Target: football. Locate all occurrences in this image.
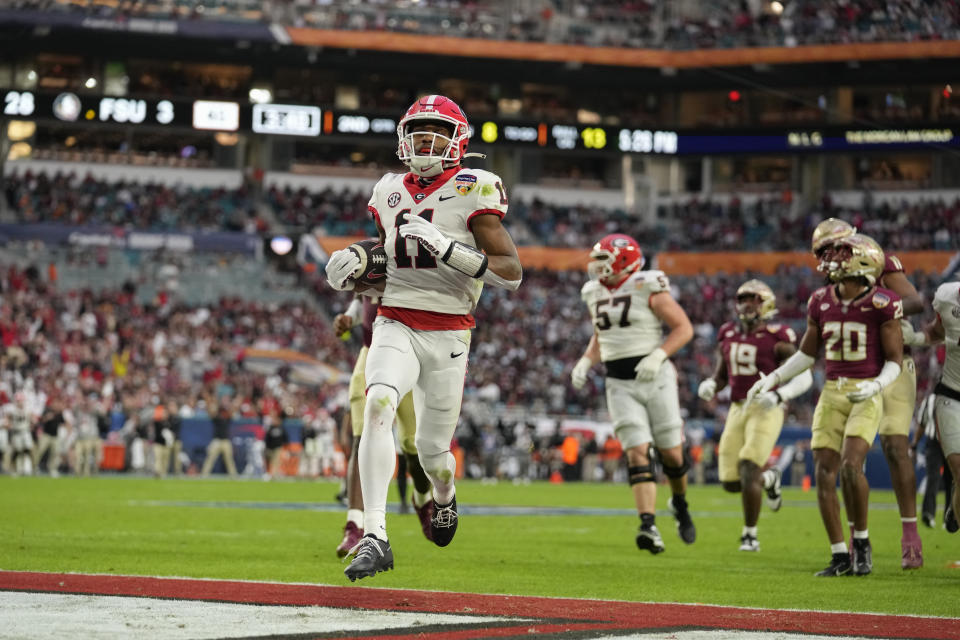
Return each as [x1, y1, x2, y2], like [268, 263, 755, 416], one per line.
[346, 238, 387, 286]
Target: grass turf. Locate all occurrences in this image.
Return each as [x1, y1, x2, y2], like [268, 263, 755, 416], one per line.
[1, 475, 958, 617]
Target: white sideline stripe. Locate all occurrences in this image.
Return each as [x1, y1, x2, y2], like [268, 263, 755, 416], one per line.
[0, 592, 525, 640]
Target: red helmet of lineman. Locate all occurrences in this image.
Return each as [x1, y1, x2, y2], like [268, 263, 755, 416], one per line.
[588, 233, 645, 285]
[396, 95, 471, 178]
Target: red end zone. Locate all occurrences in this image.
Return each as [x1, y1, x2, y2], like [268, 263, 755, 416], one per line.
[1, 570, 957, 639]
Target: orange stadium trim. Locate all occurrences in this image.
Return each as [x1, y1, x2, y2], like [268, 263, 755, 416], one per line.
[285, 29, 960, 69]
[316, 239, 953, 276]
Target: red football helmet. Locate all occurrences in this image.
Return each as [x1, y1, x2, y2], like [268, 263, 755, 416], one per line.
[396, 95, 470, 178]
[588, 234, 645, 284]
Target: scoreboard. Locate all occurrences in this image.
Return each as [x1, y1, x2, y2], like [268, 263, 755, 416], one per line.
[4, 89, 958, 155]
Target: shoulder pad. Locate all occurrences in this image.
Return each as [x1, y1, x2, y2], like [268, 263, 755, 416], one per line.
[636, 270, 669, 292]
[884, 254, 905, 274]
[935, 282, 960, 305]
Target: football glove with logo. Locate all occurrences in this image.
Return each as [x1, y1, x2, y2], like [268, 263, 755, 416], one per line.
[398, 213, 452, 257]
[325, 249, 360, 291]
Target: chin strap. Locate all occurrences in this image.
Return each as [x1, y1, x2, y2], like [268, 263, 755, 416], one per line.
[463, 152, 486, 159]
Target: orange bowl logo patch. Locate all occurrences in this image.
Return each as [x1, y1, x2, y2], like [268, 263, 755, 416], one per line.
[872, 292, 890, 308]
[455, 174, 477, 195]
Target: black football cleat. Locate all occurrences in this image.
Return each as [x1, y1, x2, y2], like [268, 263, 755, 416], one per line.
[851, 538, 872, 576]
[343, 535, 393, 582]
[815, 552, 852, 577]
[636, 524, 665, 554]
[669, 496, 696, 544]
[430, 497, 458, 547]
[946, 504, 959, 533]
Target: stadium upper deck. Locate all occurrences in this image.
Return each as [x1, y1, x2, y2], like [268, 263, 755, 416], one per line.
[9, 0, 960, 50]
[3, 0, 960, 217]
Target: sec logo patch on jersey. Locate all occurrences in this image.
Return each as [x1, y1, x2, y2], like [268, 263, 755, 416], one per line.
[387, 192, 402, 207]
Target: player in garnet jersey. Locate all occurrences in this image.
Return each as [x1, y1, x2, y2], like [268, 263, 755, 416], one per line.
[811, 218, 925, 568]
[698, 279, 812, 552]
[571, 234, 695, 554]
[325, 95, 522, 581]
[749, 234, 904, 577]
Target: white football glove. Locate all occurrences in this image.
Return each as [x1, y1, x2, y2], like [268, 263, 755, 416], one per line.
[571, 357, 592, 390]
[398, 213, 452, 257]
[634, 348, 667, 382]
[746, 371, 779, 405]
[753, 391, 781, 410]
[847, 379, 882, 403]
[697, 378, 717, 401]
[900, 320, 927, 347]
[324, 249, 360, 291]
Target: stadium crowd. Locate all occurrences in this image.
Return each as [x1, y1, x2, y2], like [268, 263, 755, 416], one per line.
[9, 170, 955, 253]
[0, 243, 946, 481]
[15, 0, 960, 49]
[4, 171, 266, 233]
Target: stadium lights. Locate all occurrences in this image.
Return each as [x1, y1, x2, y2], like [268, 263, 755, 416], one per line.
[249, 87, 273, 104]
[84, 77, 97, 89]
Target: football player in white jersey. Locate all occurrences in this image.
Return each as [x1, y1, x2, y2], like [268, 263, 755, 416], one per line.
[570, 234, 695, 554]
[326, 95, 522, 581]
[902, 280, 960, 533]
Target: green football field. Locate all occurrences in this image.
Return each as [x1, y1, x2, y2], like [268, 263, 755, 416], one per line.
[1, 475, 957, 617]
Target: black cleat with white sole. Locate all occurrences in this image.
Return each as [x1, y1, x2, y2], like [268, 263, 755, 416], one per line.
[343, 535, 394, 582]
[636, 524, 665, 554]
[815, 552, 852, 577]
[946, 504, 959, 533]
[430, 497, 459, 547]
[765, 467, 783, 512]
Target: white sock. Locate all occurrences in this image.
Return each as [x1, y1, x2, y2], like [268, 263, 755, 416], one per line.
[411, 489, 431, 508]
[358, 390, 399, 542]
[742, 525, 758, 537]
[830, 542, 848, 554]
[433, 484, 456, 506]
[347, 509, 363, 528]
[853, 529, 869, 539]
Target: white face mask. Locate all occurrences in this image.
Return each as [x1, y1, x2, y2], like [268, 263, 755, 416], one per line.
[397, 119, 462, 177]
